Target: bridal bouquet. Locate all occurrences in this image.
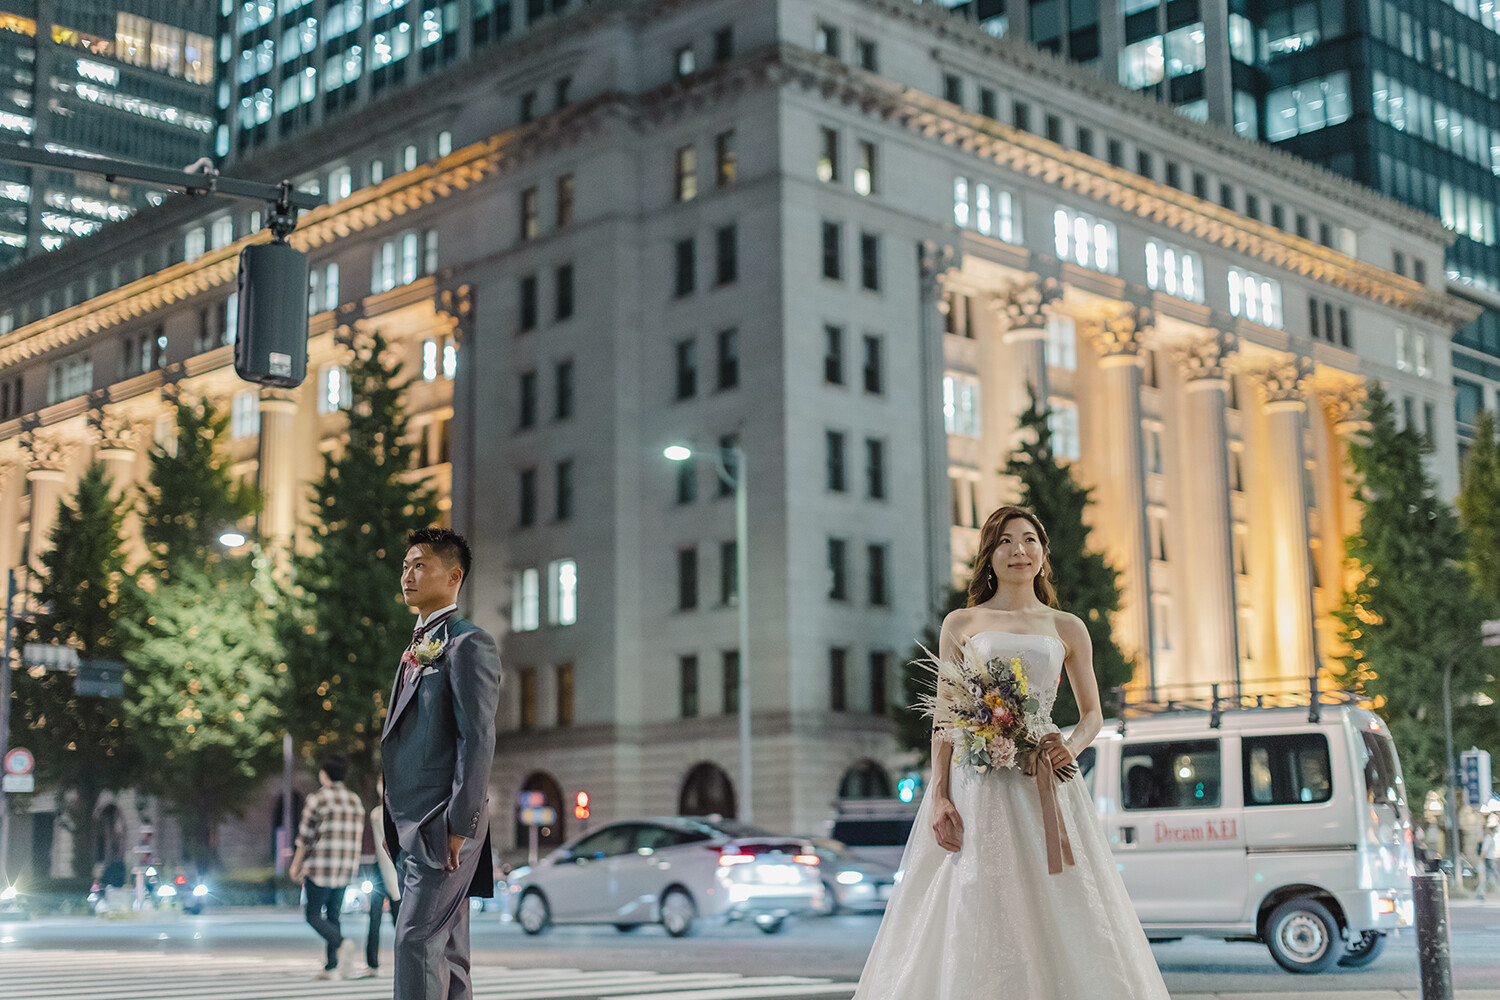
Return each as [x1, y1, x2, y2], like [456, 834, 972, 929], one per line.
[920, 637, 1078, 781]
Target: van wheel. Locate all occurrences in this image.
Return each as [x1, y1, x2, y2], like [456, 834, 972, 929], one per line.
[517, 890, 551, 935]
[1338, 930, 1386, 968]
[1265, 898, 1341, 974]
[660, 888, 696, 938]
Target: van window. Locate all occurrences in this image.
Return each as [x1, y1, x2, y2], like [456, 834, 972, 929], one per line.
[829, 816, 915, 847]
[1360, 730, 1406, 811]
[1075, 746, 1097, 796]
[1120, 739, 1221, 810]
[1242, 733, 1332, 805]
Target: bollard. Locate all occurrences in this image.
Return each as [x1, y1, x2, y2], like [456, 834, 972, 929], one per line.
[1413, 872, 1453, 1000]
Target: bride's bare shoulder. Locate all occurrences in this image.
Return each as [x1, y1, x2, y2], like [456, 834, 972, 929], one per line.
[1050, 609, 1090, 646]
[940, 607, 976, 634]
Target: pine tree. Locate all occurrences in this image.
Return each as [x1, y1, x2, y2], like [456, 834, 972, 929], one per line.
[1334, 382, 1496, 800]
[283, 328, 438, 785]
[1457, 409, 1500, 611]
[892, 587, 968, 763]
[121, 564, 284, 867]
[13, 462, 141, 877]
[1005, 385, 1134, 725]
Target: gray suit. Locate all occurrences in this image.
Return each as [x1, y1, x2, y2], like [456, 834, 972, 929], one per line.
[381, 615, 502, 1000]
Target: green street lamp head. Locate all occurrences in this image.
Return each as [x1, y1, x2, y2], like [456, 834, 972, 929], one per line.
[663, 444, 693, 462]
[218, 530, 247, 548]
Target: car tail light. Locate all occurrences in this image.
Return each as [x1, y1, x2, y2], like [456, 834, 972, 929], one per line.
[718, 853, 754, 866]
[1375, 897, 1396, 915]
[174, 876, 187, 885]
[794, 855, 819, 866]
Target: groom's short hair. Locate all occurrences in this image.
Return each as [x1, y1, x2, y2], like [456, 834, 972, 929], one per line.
[408, 527, 472, 582]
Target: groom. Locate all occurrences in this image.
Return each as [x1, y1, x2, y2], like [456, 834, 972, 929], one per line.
[381, 528, 502, 1000]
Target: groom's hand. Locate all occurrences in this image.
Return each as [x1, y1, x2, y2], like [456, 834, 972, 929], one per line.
[932, 797, 964, 852]
[445, 834, 466, 871]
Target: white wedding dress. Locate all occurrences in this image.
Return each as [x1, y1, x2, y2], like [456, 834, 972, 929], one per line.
[852, 631, 1169, 1000]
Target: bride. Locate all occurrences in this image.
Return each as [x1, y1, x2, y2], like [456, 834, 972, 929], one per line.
[852, 505, 1169, 1000]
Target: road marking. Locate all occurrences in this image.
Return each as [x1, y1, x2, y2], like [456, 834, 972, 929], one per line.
[0, 950, 858, 1000]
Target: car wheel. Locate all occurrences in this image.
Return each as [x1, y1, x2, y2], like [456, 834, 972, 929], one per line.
[614, 923, 641, 933]
[517, 890, 551, 936]
[755, 915, 785, 934]
[817, 882, 840, 917]
[1264, 898, 1341, 974]
[660, 888, 696, 938]
[1337, 930, 1386, 968]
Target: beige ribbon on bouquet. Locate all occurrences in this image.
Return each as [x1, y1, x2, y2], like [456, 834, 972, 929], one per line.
[1022, 732, 1076, 875]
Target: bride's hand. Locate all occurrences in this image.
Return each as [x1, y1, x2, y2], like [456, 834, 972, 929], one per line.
[931, 797, 964, 852]
[1044, 738, 1075, 771]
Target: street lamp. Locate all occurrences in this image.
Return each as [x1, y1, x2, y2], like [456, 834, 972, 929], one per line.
[664, 441, 752, 822]
[217, 530, 248, 548]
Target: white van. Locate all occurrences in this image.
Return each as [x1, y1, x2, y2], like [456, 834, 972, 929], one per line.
[1075, 700, 1416, 973]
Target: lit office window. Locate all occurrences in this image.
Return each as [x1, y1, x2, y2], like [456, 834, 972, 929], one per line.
[953, 176, 969, 228]
[547, 559, 578, 625]
[1047, 400, 1080, 460]
[1227, 269, 1283, 328]
[230, 390, 260, 439]
[511, 568, 540, 632]
[942, 373, 982, 437]
[1119, 36, 1164, 89]
[1265, 72, 1351, 142]
[1052, 206, 1117, 273]
[318, 364, 350, 413]
[1045, 314, 1077, 370]
[1145, 241, 1204, 302]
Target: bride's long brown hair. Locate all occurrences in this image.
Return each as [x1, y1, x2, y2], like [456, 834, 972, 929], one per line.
[966, 505, 1059, 609]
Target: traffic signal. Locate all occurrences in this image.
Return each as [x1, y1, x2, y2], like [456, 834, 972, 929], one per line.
[897, 775, 920, 804]
[573, 791, 590, 820]
[234, 239, 309, 388]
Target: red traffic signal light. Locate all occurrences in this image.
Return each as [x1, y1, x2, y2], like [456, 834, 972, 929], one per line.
[573, 791, 590, 820]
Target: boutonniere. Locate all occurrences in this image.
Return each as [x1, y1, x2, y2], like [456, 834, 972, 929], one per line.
[411, 631, 448, 666]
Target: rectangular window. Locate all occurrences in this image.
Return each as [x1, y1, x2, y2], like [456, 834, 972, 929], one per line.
[863, 334, 883, 393]
[818, 127, 840, 183]
[1244, 192, 1260, 220]
[825, 325, 845, 384]
[230, 390, 260, 440]
[1046, 315, 1077, 371]
[1149, 510, 1167, 561]
[1048, 401, 1080, 460]
[677, 546, 699, 610]
[1243, 734, 1332, 806]
[943, 72, 962, 107]
[715, 225, 738, 285]
[519, 667, 538, 729]
[717, 433, 739, 496]
[829, 647, 848, 712]
[866, 438, 886, 499]
[1053, 206, 1118, 273]
[554, 75, 571, 109]
[518, 369, 537, 428]
[1146, 425, 1165, 474]
[556, 663, 575, 725]
[1121, 739, 1222, 809]
[1143, 241, 1203, 302]
[942, 373, 982, 437]
[854, 140, 876, 196]
[719, 539, 738, 605]
[1227, 268, 1284, 328]
[1106, 137, 1123, 166]
[674, 238, 696, 296]
[675, 45, 695, 76]
[859, 232, 881, 291]
[979, 86, 997, 119]
[868, 650, 889, 715]
[555, 173, 574, 227]
[520, 274, 538, 331]
[676, 458, 697, 504]
[867, 543, 888, 606]
[714, 27, 734, 63]
[679, 655, 699, 717]
[1338, 308, 1351, 348]
[716, 328, 739, 390]
[520, 186, 539, 239]
[554, 459, 573, 521]
[816, 22, 840, 58]
[1046, 114, 1063, 144]
[555, 263, 574, 320]
[518, 467, 537, 526]
[715, 130, 737, 187]
[822, 221, 842, 280]
[1136, 150, 1153, 179]
[857, 37, 878, 71]
[827, 537, 848, 600]
[317, 364, 349, 413]
[511, 568, 541, 632]
[547, 558, 578, 625]
[674, 339, 696, 399]
[721, 651, 740, 714]
[826, 430, 847, 492]
[674, 145, 697, 202]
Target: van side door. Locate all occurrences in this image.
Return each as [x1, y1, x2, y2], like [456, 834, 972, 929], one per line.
[1110, 736, 1248, 924]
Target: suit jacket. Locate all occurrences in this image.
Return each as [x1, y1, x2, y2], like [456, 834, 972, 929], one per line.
[380, 615, 502, 897]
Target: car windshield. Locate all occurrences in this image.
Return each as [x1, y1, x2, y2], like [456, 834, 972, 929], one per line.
[684, 818, 777, 839]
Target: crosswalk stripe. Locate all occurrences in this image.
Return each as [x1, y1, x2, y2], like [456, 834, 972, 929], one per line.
[0, 951, 858, 1000]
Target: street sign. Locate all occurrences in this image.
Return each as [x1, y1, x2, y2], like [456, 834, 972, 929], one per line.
[1461, 748, 1492, 809]
[516, 790, 544, 809]
[519, 806, 556, 827]
[1483, 620, 1500, 647]
[1, 775, 33, 794]
[23, 644, 79, 671]
[2, 747, 33, 776]
[75, 660, 124, 698]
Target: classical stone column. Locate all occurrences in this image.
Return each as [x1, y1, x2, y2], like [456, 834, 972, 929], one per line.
[919, 241, 957, 605]
[22, 432, 70, 568]
[437, 285, 474, 544]
[989, 274, 1061, 404]
[1174, 332, 1240, 690]
[1086, 306, 1155, 687]
[92, 412, 140, 495]
[1320, 381, 1368, 569]
[1256, 357, 1318, 681]
[257, 388, 300, 550]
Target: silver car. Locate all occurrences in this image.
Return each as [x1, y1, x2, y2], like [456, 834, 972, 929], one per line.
[807, 838, 897, 915]
[506, 817, 825, 936]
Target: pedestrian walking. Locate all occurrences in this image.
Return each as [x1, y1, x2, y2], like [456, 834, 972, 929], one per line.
[288, 753, 366, 979]
[382, 528, 502, 1000]
[354, 776, 402, 979]
[1480, 819, 1500, 902]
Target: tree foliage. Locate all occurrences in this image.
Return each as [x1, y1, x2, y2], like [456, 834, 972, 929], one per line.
[283, 329, 437, 786]
[13, 462, 140, 876]
[1457, 409, 1500, 611]
[1334, 382, 1497, 801]
[893, 587, 967, 764]
[1005, 386, 1135, 725]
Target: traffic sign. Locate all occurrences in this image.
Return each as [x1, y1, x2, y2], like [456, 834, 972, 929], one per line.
[1483, 620, 1500, 648]
[519, 806, 556, 827]
[3, 747, 33, 776]
[23, 644, 79, 671]
[1461, 748, 1492, 809]
[75, 660, 124, 698]
[517, 790, 544, 809]
[1, 775, 33, 794]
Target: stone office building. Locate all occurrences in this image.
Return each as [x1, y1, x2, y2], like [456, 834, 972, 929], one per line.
[0, 0, 1475, 870]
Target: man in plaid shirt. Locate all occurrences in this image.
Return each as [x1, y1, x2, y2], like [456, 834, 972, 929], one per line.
[289, 753, 366, 979]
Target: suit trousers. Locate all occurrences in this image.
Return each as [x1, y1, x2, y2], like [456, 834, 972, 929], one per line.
[366, 870, 400, 970]
[393, 838, 484, 1000]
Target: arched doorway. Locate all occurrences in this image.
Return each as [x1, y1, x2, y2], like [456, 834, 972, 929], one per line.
[94, 803, 126, 884]
[514, 771, 566, 852]
[270, 791, 306, 870]
[678, 761, 736, 819]
[838, 758, 894, 799]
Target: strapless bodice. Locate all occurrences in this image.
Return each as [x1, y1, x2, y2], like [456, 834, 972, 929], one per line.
[966, 630, 1067, 728]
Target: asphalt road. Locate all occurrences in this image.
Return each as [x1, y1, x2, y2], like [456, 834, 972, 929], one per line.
[1, 900, 1497, 994]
